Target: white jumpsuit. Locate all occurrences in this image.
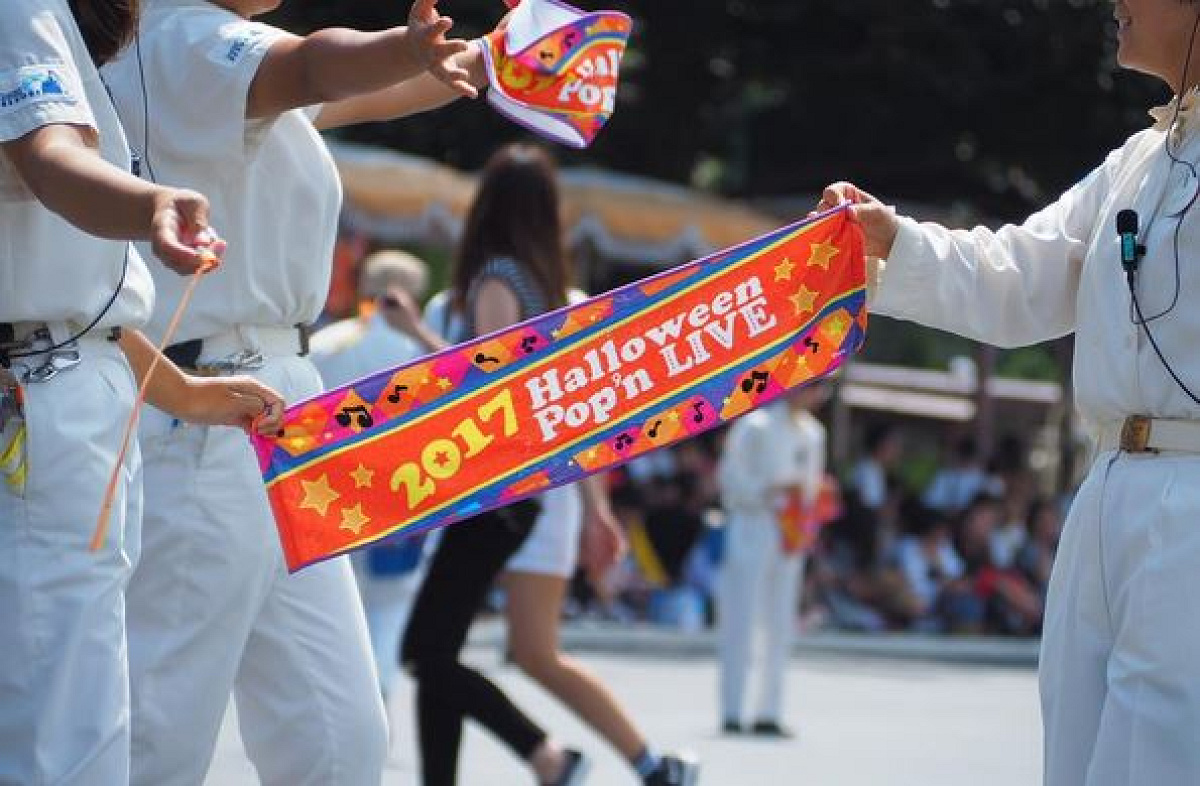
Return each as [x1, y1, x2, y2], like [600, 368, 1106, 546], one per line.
[103, 2, 386, 784]
[0, 1, 156, 782]
[716, 402, 825, 727]
[874, 93, 1200, 785]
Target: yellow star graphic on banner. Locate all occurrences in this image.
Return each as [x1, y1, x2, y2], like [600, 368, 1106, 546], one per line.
[299, 474, 340, 517]
[339, 503, 370, 535]
[349, 464, 374, 489]
[436, 377, 452, 390]
[774, 257, 796, 282]
[825, 312, 851, 340]
[807, 241, 840, 270]
[790, 286, 819, 316]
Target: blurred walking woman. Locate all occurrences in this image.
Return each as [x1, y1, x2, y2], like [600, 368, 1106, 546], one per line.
[398, 144, 697, 786]
[0, 1, 278, 782]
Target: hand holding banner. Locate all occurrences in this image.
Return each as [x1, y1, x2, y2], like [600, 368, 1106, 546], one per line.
[255, 207, 867, 572]
[482, 0, 632, 147]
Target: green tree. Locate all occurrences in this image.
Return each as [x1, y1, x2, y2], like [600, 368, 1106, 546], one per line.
[268, 0, 1162, 218]
[266, 0, 1164, 377]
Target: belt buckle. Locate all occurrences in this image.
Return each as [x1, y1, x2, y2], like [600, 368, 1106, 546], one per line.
[1119, 415, 1154, 453]
[22, 348, 81, 384]
[195, 349, 264, 376]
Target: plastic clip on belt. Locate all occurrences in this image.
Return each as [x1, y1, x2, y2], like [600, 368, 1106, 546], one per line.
[0, 374, 24, 495]
[0, 322, 121, 384]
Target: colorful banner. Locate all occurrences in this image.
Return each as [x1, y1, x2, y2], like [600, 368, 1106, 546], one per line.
[778, 475, 843, 556]
[254, 207, 867, 572]
[482, 0, 632, 148]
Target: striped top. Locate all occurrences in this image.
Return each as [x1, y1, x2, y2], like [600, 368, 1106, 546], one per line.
[463, 256, 549, 340]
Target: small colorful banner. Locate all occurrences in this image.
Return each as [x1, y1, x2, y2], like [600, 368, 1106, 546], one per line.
[778, 475, 843, 556]
[254, 207, 867, 572]
[482, 0, 632, 148]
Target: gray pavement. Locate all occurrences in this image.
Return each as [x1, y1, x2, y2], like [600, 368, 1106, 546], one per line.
[205, 628, 1041, 786]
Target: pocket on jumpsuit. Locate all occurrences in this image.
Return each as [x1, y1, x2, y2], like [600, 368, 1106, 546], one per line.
[0, 385, 28, 498]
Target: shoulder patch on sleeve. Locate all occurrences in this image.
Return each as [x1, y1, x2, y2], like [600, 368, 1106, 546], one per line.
[0, 64, 76, 115]
[207, 24, 271, 67]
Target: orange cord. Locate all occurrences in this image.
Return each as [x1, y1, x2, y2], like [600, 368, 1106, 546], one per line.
[90, 253, 217, 552]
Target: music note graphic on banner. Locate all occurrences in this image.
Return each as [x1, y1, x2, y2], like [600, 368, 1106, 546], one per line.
[387, 385, 408, 404]
[255, 206, 868, 574]
[335, 405, 374, 429]
[741, 370, 769, 395]
[804, 336, 820, 354]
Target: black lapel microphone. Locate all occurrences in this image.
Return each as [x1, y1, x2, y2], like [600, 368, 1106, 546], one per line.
[1116, 209, 1145, 282]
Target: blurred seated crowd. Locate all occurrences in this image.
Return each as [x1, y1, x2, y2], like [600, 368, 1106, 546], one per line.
[572, 425, 1066, 639]
[317, 246, 1066, 641]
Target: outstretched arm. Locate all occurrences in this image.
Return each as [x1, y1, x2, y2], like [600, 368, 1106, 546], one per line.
[2, 124, 216, 274]
[247, 0, 473, 121]
[315, 41, 488, 129]
[817, 173, 1096, 347]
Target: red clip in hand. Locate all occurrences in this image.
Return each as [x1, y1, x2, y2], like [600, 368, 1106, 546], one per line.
[193, 227, 225, 273]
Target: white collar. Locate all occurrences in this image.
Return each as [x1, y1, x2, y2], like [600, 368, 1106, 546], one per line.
[1149, 86, 1200, 134]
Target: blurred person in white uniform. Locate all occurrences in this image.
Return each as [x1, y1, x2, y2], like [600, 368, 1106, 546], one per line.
[309, 248, 433, 702]
[716, 381, 828, 737]
[820, 1, 1200, 781]
[101, 1, 494, 783]
[0, 2, 283, 782]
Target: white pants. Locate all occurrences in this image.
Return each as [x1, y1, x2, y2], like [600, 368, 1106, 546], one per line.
[1041, 450, 1200, 785]
[717, 511, 804, 725]
[350, 544, 429, 700]
[0, 339, 140, 785]
[128, 355, 387, 786]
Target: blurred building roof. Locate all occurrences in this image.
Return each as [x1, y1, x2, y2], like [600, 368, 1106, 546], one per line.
[332, 142, 779, 265]
[840, 361, 1062, 422]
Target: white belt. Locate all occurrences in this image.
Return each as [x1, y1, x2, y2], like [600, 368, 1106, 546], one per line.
[1, 321, 124, 384]
[6, 320, 113, 346]
[196, 325, 305, 363]
[1097, 416, 1200, 454]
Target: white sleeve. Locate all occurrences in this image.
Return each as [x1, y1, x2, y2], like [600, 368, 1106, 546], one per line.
[717, 415, 778, 511]
[922, 472, 951, 511]
[873, 145, 1124, 348]
[140, 12, 283, 162]
[0, 5, 95, 142]
[896, 540, 928, 594]
[801, 422, 826, 507]
[852, 462, 887, 509]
